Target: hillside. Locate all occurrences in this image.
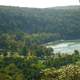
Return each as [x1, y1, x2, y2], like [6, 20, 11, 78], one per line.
[0, 5, 80, 40]
[0, 5, 80, 80]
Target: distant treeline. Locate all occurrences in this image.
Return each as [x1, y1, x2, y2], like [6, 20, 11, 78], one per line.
[0, 6, 80, 42]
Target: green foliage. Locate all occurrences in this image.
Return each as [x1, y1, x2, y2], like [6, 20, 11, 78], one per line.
[0, 46, 80, 80]
[0, 6, 80, 41]
[0, 5, 80, 79]
[40, 65, 80, 80]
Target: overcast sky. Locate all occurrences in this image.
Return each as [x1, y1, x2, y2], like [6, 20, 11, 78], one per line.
[0, 0, 79, 8]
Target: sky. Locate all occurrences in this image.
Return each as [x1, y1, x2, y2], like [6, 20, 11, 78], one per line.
[0, 0, 79, 8]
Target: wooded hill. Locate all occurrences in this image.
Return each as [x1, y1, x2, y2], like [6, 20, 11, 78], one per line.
[0, 5, 80, 40]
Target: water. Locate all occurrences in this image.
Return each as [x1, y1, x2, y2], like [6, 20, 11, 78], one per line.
[46, 40, 80, 53]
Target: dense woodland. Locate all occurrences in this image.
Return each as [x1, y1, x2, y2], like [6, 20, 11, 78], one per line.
[0, 5, 80, 80]
[0, 33, 80, 80]
[0, 6, 80, 41]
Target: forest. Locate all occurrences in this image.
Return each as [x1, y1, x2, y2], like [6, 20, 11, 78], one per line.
[0, 33, 80, 80]
[0, 5, 80, 80]
[0, 6, 80, 41]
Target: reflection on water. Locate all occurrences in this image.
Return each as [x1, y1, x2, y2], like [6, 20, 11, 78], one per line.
[46, 41, 80, 53]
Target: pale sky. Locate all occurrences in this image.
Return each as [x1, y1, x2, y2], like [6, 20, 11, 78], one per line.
[0, 0, 79, 8]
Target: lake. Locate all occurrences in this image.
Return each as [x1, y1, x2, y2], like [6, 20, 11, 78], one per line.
[46, 40, 80, 53]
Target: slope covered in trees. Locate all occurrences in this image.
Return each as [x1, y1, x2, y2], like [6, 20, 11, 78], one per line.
[0, 42, 80, 80]
[0, 5, 80, 80]
[0, 5, 80, 41]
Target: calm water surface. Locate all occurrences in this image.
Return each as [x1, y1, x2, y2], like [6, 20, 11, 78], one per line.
[46, 40, 80, 53]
